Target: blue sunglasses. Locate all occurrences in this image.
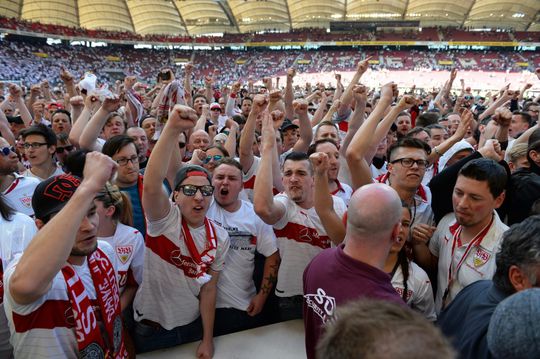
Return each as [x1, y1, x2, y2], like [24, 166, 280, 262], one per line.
[0, 146, 15, 156]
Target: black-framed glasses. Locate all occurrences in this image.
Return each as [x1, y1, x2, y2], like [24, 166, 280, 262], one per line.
[115, 155, 139, 166]
[203, 155, 222, 164]
[177, 184, 214, 197]
[23, 142, 48, 149]
[390, 158, 429, 169]
[0, 146, 15, 156]
[56, 145, 74, 154]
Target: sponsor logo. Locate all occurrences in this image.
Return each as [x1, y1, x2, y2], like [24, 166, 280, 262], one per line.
[20, 195, 32, 208]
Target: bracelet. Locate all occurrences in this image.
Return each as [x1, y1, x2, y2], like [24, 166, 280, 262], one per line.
[433, 147, 441, 156]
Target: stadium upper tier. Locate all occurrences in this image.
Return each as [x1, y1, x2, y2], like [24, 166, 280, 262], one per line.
[1, 16, 539, 45]
[1, 38, 539, 87]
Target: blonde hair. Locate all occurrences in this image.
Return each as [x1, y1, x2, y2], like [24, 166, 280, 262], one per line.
[95, 182, 133, 226]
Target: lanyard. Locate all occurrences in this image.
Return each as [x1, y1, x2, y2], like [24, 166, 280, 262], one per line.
[181, 217, 216, 267]
[442, 215, 494, 308]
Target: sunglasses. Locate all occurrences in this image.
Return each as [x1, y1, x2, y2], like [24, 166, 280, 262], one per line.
[203, 155, 223, 164]
[211, 108, 221, 112]
[177, 184, 214, 197]
[56, 145, 74, 154]
[0, 146, 15, 156]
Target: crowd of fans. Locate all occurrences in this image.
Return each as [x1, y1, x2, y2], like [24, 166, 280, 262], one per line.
[1, 38, 540, 89]
[2, 15, 540, 45]
[1, 35, 540, 359]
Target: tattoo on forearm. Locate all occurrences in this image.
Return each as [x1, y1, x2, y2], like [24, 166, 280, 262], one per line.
[261, 273, 277, 294]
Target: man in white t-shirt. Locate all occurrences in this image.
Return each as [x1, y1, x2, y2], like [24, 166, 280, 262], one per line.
[4, 153, 126, 359]
[0, 137, 39, 216]
[412, 158, 509, 313]
[254, 111, 346, 321]
[133, 105, 229, 357]
[207, 158, 279, 335]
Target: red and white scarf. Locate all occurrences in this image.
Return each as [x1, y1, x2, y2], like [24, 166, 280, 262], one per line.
[62, 248, 127, 358]
[181, 218, 217, 286]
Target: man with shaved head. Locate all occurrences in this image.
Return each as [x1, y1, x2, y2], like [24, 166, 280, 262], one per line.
[302, 183, 406, 359]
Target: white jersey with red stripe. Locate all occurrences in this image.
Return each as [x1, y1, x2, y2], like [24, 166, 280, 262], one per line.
[3, 241, 116, 359]
[272, 193, 347, 297]
[98, 223, 144, 294]
[2, 173, 39, 217]
[207, 200, 278, 311]
[242, 156, 260, 203]
[0, 212, 37, 358]
[429, 211, 508, 313]
[391, 261, 436, 321]
[133, 202, 229, 330]
[331, 180, 353, 206]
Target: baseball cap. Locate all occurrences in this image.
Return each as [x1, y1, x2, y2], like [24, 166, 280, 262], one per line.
[173, 165, 211, 191]
[6, 115, 24, 125]
[280, 119, 299, 133]
[32, 174, 81, 220]
[210, 103, 221, 110]
[487, 288, 540, 359]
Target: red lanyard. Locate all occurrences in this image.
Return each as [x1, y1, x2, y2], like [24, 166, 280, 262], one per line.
[181, 217, 216, 267]
[442, 215, 494, 307]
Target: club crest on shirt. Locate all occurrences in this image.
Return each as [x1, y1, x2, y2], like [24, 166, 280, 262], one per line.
[473, 248, 491, 267]
[20, 195, 32, 208]
[116, 245, 133, 264]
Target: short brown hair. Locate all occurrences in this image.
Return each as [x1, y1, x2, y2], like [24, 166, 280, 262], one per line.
[317, 299, 455, 359]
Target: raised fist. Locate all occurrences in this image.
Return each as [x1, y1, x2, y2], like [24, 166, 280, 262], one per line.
[380, 82, 396, 100]
[9, 84, 22, 98]
[493, 107, 512, 127]
[124, 76, 137, 91]
[309, 152, 330, 176]
[191, 149, 207, 165]
[101, 96, 121, 113]
[70, 96, 84, 107]
[293, 99, 308, 115]
[169, 104, 198, 131]
[398, 95, 415, 109]
[269, 90, 282, 103]
[287, 68, 296, 79]
[270, 110, 285, 130]
[83, 152, 118, 193]
[30, 85, 41, 97]
[60, 66, 74, 83]
[251, 94, 268, 114]
[185, 62, 193, 73]
[232, 81, 241, 93]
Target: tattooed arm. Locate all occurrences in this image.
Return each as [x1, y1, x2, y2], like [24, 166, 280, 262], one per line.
[246, 251, 280, 317]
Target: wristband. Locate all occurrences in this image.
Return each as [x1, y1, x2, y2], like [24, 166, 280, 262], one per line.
[433, 147, 441, 156]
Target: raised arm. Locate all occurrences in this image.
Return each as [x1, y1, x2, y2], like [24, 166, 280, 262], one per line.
[9, 152, 117, 305]
[9, 84, 32, 127]
[337, 57, 370, 117]
[0, 110, 16, 146]
[284, 68, 295, 120]
[253, 111, 286, 225]
[341, 85, 367, 156]
[223, 118, 239, 158]
[291, 99, 312, 153]
[310, 152, 345, 245]
[69, 93, 101, 147]
[78, 96, 121, 151]
[239, 94, 268, 173]
[428, 109, 474, 165]
[346, 83, 395, 189]
[184, 63, 193, 107]
[143, 105, 198, 221]
[60, 66, 77, 99]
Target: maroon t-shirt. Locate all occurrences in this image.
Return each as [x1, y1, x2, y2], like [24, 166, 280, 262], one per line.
[303, 244, 405, 359]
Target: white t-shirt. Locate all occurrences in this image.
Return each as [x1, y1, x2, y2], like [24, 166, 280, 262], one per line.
[429, 211, 508, 313]
[2, 174, 39, 217]
[391, 261, 436, 321]
[133, 202, 230, 330]
[242, 156, 260, 203]
[272, 193, 347, 297]
[3, 241, 116, 359]
[207, 200, 278, 311]
[0, 212, 37, 358]
[22, 166, 64, 182]
[331, 180, 353, 206]
[98, 223, 145, 293]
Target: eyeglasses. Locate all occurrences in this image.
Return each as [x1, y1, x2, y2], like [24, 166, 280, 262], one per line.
[390, 158, 429, 169]
[177, 184, 214, 197]
[179, 142, 186, 149]
[203, 155, 223, 164]
[23, 142, 48, 149]
[0, 146, 15, 156]
[56, 145, 74, 154]
[115, 155, 139, 166]
[211, 108, 221, 112]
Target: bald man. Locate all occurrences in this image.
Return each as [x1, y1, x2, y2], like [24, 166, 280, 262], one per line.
[303, 183, 406, 359]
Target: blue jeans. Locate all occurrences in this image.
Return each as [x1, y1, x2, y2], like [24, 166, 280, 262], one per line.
[133, 317, 203, 353]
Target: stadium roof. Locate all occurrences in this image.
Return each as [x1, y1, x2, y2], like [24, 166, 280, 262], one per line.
[1, 0, 539, 36]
